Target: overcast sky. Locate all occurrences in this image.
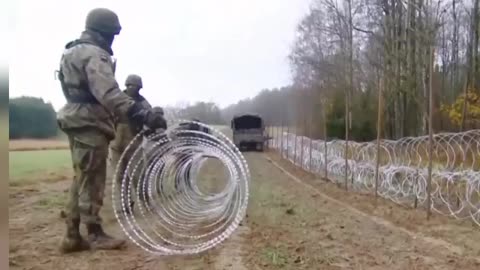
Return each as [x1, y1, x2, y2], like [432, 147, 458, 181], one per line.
[9, 0, 311, 111]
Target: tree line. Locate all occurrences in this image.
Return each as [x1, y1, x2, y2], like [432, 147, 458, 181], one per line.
[164, 101, 225, 125]
[225, 0, 480, 141]
[8, 97, 228, 140]
[9, 97, 58, 139]
[11, 0, 480, 141]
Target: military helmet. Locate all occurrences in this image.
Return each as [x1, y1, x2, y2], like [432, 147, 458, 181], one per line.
[125, 74, 143, 88]
[152, 106, 164, 116]
[85, 8, 122, 35]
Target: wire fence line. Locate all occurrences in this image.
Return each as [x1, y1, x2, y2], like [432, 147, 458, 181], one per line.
[266, 128, 480, 227]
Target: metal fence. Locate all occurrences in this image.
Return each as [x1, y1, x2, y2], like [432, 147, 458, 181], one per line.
[266, 127, 480, 227]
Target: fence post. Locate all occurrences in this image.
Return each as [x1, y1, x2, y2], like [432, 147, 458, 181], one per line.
[426, 46, 434, 220]
[300, 120, 305, 169]
[280, 120, 284, 158]
[271, 125, 274, 149]
[266, 125, 270, 149]
[460, 66, 469, 132]
[309, 120, 313, 173]
[294, 125, 298, 165]
[345, 89, 350, 191]
[267, 125, 272, 149]
[457, 78, 468, 207]
[277, 123, 280, 151]
[274, 124, 277, 150]
[414, 169, 419, 208]
[286, 123, 290, 160]
[323, 99, 328, 180]
[375, 78, 383, 200]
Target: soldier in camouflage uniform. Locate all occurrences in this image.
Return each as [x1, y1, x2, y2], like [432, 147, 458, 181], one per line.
[109, 75, 151, 176]
[109, 75, 163, 211]
[56, 8, 167, 253]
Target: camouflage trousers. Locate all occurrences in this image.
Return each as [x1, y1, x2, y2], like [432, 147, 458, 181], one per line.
[66, 128, 109, 225]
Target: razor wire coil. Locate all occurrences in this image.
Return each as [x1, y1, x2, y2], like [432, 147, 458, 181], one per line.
[271, 129, 480, 226]
[112, 121, 250, 255]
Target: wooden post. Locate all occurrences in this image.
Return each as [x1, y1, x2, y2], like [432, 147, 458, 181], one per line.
[309, 117, 313, 172]
[280, 120, 284, 158]
[460, 78, 469, 132]
[345, 93, 349, 191]
[300, 116, 306, 169]
[414, 169, 419, 208]
[426, 46, 435, 220]
[266, 125, 269, 150]
[456, 80, 467, 210]
[278, 122, 281, 156]
[375, 78, 383, 200]
[275, 123, 278, 150]
[294, 125, 298, 165]
[267, 125, 271, 149]
[270, 125, 273, 149]
[279, 124, 282, 150]
[323, 99, 328, 180]
[286, 123, 290, 160]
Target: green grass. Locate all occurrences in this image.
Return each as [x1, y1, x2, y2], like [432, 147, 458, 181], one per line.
[263, 247, 289, 267]
[9, 149, 71, 182]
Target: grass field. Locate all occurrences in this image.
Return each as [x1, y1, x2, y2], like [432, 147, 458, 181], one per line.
[9, 149, 71, 185]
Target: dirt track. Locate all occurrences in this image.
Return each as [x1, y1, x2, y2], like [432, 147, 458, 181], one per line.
[9, 149, 480, 269]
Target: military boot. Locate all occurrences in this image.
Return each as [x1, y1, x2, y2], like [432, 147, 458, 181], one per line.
[87, 223, 126, 250]
[60, 218, 90, 253]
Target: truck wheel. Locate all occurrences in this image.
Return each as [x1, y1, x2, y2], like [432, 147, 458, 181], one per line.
[257, 143, 264, 152]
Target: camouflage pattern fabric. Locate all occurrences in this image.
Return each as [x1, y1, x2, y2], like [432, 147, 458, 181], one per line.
[58, 31, 134, 225]
[58, 10, 134, 253]
[66, 129, 109, 225]
[57, 31, 134, 140]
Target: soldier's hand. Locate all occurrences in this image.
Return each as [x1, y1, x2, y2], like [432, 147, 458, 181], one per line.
[127, 103, 167, 130]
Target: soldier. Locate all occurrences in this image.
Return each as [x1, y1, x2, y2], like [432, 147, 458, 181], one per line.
[109, 74, 162, 212]
[56, 8, 167, 253]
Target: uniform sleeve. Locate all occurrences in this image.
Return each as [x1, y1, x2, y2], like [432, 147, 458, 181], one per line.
[84, 52, 134, 117]
[143, 99, 152, 109]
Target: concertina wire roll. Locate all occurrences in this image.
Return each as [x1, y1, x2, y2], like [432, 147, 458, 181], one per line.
[111, 121, 250, 255]
[271, 129, 480, 227]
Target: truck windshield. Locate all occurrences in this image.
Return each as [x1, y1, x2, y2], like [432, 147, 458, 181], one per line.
[233, 116, 262, 129]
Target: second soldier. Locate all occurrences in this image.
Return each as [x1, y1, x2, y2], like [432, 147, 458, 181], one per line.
[109, 74, 162, 212]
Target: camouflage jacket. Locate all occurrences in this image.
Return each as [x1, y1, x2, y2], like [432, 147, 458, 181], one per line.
[56, 31, 134, 140]
[110, 92, 151, 151]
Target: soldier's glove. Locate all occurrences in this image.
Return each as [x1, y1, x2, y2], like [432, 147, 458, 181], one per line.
[127, 103, 168, 130]
[145, 111, 167, 130]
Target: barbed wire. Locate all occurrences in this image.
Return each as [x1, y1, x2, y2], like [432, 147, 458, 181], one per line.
[111, 121, 250, 255]
[272, 129, 480, 226]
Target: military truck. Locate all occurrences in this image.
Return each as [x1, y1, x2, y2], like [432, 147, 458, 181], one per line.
[231, 114, 268, 152]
